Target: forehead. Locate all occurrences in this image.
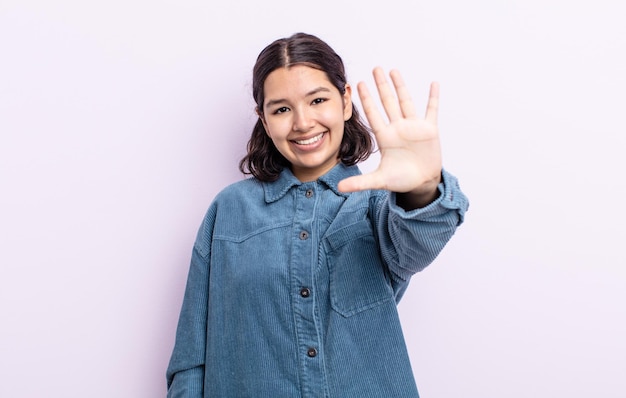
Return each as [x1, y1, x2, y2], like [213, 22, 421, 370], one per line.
[263, 65, 335, 98]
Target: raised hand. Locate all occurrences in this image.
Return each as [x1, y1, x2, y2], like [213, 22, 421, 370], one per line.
[337, 67, 442, 208]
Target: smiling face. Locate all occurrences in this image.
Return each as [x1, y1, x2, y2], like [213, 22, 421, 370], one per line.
[260, 65, 352, 182]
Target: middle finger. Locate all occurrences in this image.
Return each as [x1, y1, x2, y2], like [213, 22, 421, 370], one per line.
[373, 67, 402, 122]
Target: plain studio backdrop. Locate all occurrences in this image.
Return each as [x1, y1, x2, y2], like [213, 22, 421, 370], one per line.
[1, 0, 624, 397]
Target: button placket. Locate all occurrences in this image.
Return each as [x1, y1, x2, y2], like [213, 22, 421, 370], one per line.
[292, 183, 323, 386]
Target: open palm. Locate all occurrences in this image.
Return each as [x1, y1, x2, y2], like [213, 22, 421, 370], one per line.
[338, 67, 442, 200]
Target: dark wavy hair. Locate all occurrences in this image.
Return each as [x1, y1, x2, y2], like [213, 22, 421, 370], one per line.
[239, 32, 373, 182]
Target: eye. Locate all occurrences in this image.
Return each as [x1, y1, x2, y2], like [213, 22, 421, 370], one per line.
[311, 98, 327, 105]
[273, 106, 290, 115]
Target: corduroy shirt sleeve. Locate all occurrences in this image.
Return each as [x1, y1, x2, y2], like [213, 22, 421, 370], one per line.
[375, 169, 469, 285]
[166, 204, 217, 397]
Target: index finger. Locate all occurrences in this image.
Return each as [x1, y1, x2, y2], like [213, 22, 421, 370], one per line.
[357, 81, 386, 132]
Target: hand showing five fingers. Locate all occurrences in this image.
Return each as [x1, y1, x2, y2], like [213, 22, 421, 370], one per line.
[337, 67, 442, 208]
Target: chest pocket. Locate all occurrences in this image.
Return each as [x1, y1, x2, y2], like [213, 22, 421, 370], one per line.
[323, 220, 394, 317]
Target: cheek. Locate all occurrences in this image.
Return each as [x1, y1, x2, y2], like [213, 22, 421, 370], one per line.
[314, 106, 340, 125]
[328, 108, 348, 128]
[264, 119, 289, 140]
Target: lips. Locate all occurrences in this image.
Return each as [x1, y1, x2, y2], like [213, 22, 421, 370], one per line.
[292, 132, 325, 146]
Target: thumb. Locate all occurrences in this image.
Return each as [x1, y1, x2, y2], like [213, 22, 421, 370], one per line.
[337, 172, 385, 193]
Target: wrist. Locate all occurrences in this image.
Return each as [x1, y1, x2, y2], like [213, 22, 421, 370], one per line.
[395, 173, 442, 210]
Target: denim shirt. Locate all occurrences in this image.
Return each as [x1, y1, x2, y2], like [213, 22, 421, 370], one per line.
[166, 163, 468, 398]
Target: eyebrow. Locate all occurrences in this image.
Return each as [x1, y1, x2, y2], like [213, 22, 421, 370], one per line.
[265, 86, 332, 109]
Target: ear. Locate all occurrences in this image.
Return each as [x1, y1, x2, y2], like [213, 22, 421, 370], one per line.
[256, 107, 270, 135]
[342, 84, 353, 121]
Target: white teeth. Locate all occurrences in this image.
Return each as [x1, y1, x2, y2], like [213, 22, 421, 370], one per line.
[295, 133, 324, 145]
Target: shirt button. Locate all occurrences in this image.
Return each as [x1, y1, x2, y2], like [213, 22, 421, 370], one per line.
[299, 231, 309, 240]
[307, 347, 317, 358]
[305, 189, 314, 198]
[300, 287, 311, 298]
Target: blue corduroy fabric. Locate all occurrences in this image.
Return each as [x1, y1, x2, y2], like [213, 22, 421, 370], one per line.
[167, 163, 468, 397]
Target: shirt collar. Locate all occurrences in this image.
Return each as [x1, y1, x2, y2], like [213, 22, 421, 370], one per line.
[263, 163, 361, 203]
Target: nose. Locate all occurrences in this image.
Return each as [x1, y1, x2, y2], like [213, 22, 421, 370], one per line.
[292, 107, 315, 133]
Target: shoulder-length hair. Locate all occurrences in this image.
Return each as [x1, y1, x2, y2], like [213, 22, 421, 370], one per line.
[239, 32, 373, 182]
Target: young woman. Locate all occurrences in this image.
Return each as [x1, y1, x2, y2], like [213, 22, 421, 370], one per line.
[166, 32, 468, 397]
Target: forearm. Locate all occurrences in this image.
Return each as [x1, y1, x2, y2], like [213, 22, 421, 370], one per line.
[167, 366, 204, 398]
[166, 243, 211, 397]
[379, 169, 469, 281]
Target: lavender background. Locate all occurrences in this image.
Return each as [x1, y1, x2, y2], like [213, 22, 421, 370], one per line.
[1, 0, 624, 396]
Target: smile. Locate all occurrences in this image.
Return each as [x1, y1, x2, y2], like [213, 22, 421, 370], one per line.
[293, 132, 325, 145]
